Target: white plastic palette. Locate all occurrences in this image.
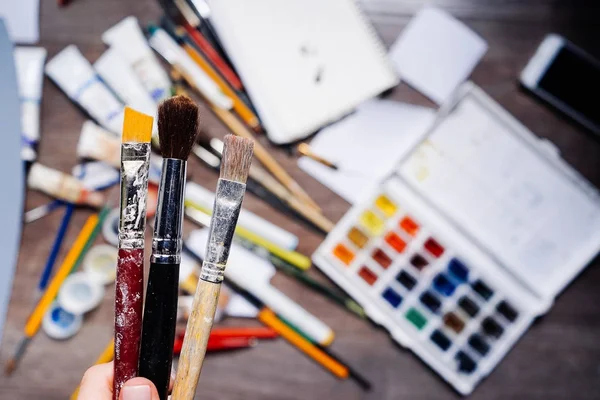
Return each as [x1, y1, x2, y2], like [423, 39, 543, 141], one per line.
[313, 83, 600, 394]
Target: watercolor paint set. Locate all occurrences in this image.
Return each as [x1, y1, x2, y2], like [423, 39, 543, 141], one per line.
[313, 83, 600, 394]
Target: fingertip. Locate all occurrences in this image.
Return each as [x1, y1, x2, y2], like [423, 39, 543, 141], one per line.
[77, 361, 114, 399]
[120, 377, 160, 400]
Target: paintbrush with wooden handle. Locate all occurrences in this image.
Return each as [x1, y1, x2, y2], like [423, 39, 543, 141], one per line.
[171, 134, 253, 400]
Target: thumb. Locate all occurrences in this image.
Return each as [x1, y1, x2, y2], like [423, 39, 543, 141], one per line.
[119, 377, 161, 400]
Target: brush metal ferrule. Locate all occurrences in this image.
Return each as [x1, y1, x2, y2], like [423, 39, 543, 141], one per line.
[119, 142, 151, 249]
[200, 178, 246, 283]
[151, 158, 186, 264]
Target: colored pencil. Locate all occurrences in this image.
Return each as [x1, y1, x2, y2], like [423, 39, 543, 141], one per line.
[5, 207, 110, 375]
[172, 135, 253, 400]
[169, 0, 243, 90]
[138, 96, 199, 400]
[113, 108, 154, 399]
[37, 203, 75, 291]
[209, 327, 278, 340]
[160, 18, 259, 130]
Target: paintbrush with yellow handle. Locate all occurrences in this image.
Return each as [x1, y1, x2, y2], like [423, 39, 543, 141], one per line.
[171, 135, 253, 400]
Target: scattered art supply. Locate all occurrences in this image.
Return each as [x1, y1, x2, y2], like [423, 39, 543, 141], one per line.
[187, 229, 335, 346]
[42, 301, 82, 340]
[113, 107, 154, 399]
[388, 6, 487, 105]
[169, 0, 243, 91]
[94, 48, 158, 118]
[234, 235, 366, 319]
[205, 0, 398, 144]
[23, 200, 63, 224]
[57, 272, 105, 315]
[83, 244, 118, 285]
[5, 208, 110, 375]
[148, 26, 232, 110]
[27, 163, 105, 207]
[139, 96, 199, 400]
[297, 143, 338, 170]
[37, 204, 75, 292]
[14, 46, 46, 161]
[312, 83, 600, 394]
[102, 16, 172, 103]
[171, 64, 320, 212]
[186, 181, 298, 250]
[77, 121, 121, 169]
[160, 16, 258, 129]
[45, 45, 125, 134]
[172, 135, 253, 400]
[184, 206, 311, 271]
[199, 138, 333, 233]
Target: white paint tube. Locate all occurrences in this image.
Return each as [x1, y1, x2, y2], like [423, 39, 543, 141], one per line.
[102, 16, 172, 103]
[94, 48, 157, 117]
[14, 47, 47, 161]
[148, 27, 233, 110]
[77, 120, 120, 168]
[186, 181, 299, 250]
[45, 45, 125, 135]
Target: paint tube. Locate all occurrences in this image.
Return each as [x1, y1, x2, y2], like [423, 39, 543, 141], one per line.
[45, 45, 125, 135]
[14, 47, 47, 162]
[94, 48, 157, 117]
[77, 121, 120, 169]
[102, 16, 172, 103]
[186, 182, 299, 250]
[148, 27, 233, 110]
[28, 163, 105, 207]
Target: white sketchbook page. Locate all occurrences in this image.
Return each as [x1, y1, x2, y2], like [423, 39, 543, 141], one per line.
[389, 7, 487, 105]
[207, 0, 398, 144]
[0, 0, 40, 44]
[299, 100, 435, 204]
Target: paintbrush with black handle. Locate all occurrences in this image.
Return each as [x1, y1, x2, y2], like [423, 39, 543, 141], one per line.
[138, 95, 199, 400]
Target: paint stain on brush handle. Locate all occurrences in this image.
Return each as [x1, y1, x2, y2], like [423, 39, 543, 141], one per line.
[113, 248, 144, 400]
[138, 263, 180, 400]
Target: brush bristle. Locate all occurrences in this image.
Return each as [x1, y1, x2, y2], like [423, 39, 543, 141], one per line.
[122, 107, 154, 143]
[157, 95, 199, 160]
[220, 135, 254, 183]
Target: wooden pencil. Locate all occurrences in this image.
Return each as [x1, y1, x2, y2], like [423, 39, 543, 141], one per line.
[171, 135, 253, 400]
[113, 107, 154, 399]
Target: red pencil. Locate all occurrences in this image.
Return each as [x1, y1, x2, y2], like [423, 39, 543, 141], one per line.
[182, 22, 243, 91]
[113, 108, 154, 400]
[210, 327, 279, 340]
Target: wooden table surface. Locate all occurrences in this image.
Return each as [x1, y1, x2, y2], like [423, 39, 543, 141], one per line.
[1, 0, 600, 399]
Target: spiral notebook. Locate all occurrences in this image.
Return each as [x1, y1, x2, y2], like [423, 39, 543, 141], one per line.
[207, 0, 399, 144]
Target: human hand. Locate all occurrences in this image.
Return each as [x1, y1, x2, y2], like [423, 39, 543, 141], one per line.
[77, 361, 161, 400]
